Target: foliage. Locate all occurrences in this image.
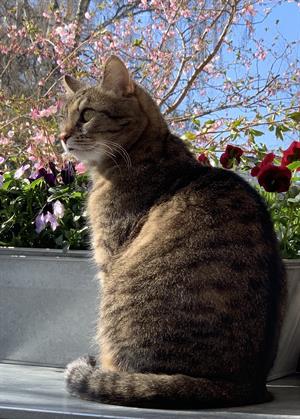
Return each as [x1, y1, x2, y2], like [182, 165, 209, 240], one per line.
[1, 143, 299, 257]
[260, 187, 300, 259]
[0, 1, 299, 257]
[0, 165, 89, 250]
[200, 140, 300, 259]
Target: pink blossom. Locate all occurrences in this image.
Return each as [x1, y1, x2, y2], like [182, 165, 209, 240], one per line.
[75, 162, 86, 174]
[0, 137, 10, 145]
[244, 4, 256, 16]
[55, 23, 76, 47]
[31, 109, 40, 120]
[255, 47, 267, 61]
[140, 0, 148, 8]
[245, 20, 254, 33]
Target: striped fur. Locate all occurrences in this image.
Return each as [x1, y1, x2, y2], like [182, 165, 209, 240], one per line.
[62, 56, 286, 408]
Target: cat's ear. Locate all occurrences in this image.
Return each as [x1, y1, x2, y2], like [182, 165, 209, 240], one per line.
[102, 55, 134, 96]
[62, 75, 85, 94]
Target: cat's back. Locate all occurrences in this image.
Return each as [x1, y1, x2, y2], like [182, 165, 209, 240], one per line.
[101, 163, 285, 380]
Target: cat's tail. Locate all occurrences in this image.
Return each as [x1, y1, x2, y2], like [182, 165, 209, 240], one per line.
[65, 356, 271, 408]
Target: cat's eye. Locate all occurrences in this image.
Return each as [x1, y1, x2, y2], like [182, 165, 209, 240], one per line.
[80, 108, 96, 123]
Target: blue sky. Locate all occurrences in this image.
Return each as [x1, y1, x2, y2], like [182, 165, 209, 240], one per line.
[224, 1, 300, 150]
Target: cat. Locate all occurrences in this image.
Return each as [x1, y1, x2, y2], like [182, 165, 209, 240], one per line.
[60, 55, 286, 408]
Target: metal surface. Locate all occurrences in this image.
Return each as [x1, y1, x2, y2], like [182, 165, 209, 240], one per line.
[0, 249, 98, 366]
[0, 364, 300, 419]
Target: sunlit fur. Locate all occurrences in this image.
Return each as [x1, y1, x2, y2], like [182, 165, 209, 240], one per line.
[61, 56, 286, 409]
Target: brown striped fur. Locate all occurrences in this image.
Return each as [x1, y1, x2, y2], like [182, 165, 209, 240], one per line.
[61, 56, 286, 408]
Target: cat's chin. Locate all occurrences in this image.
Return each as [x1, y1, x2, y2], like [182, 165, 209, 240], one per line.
[70, 149, 105, 167]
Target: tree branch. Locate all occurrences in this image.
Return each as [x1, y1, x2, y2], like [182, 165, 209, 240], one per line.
[74, 0, 91, 46]
[164, 0, 239, 115]
[167, 74, 280, 124]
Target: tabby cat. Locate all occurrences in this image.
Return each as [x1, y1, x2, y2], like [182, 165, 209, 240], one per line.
[60, 55, 286, 408]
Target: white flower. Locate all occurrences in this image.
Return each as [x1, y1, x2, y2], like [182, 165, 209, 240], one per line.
[53, 200, 65, 219]
[7, 130, 14, 138]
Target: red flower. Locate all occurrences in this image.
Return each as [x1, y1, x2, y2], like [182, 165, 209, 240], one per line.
[220, 145, 243, 169]
[197, 153, 211, 166]
[281, 141, 300, 170]
[250, 165, 260, 177]
[251, 152, 275, 177]
[220, 153, 233, 168]
[257, 164, 292, 193]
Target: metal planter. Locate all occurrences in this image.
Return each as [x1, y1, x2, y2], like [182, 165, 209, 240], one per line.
[1, 248, 299, 378]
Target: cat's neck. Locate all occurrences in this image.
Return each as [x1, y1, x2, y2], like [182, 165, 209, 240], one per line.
[89, 131, 194, 186]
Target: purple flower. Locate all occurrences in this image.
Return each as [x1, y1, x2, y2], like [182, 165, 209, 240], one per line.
[14, 164, 30, 179]
[49, 161, 58, 177]
[0, 174, 3, 188]
[37, 168, 47, 178]
[0, 156, 4, 164]
[35, 213, 46, 233]
[61, 162, 75, 185]
[35, 211, 59, 234]
[45, 212, 59, 231]
[44, 173, 56, 186]
[33, 167, 56, 186]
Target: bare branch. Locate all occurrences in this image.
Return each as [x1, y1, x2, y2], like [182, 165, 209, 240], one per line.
[74, 0, 91, 46]
[167, 74, 280, 124]
[159, 27, 189, 107]
[164, 0, 239, 115]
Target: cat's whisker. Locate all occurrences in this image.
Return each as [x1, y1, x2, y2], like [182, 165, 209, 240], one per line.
[92, 144, 122, 174]
[103, 140, 132, 169]
[101, 140, 130, 169]
[101, 140, 131, 170]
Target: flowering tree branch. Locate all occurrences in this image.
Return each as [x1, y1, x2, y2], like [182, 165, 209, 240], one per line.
[164, 0, 240, 115]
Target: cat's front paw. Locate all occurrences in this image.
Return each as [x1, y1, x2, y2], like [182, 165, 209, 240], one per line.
[65, 355, 96, 396]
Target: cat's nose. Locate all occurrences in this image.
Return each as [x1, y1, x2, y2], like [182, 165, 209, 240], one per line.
[59, 131, 72, 143]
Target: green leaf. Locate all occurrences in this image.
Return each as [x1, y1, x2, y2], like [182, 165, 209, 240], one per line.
[132, 39, 143, 47]
[287, 161, 300, 171]
[191, 117, 201, 127]
[182, 131, 197, 141]
[1, 180, 13, 190]
[288, 112, 300, 122]
[249, 129, 264, 137]
[275, 126, 283, 140]
[24, 177, 45, 191]
[204, 119, 215, 126]
[71, 191, 83, 199]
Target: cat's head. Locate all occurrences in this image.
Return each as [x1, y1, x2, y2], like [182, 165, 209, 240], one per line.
[60, 55, 167, 168]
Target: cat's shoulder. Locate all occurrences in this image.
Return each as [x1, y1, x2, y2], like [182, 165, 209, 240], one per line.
[186, 163, 264, 204]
